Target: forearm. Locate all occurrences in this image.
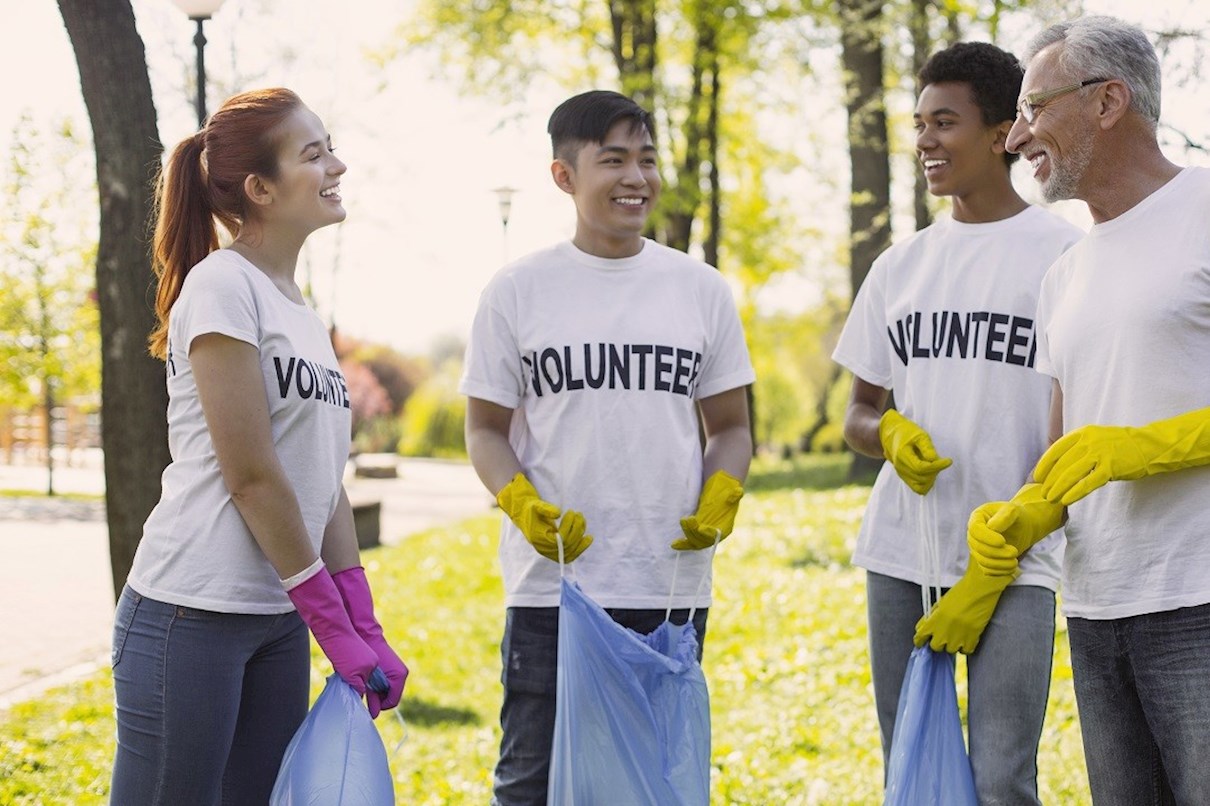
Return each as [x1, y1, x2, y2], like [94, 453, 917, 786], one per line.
[843, 402, 884, 458]
[703, 423, 752, 483]
[320, 487, 362, 573]
[466, 422, 522, 495]
[225, 463, 317, 580]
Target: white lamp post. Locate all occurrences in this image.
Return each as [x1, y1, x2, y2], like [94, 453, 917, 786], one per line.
[493, 186, 518, 262]
[170, 0, 228, 127]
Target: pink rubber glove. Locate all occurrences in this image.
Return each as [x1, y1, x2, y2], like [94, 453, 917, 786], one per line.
[332, 566, 409, 718]
[286, 566, 379, 696]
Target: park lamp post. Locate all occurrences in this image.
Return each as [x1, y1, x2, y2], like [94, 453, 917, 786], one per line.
[493, 185, 518, 263]
[170, 0, 228, 128]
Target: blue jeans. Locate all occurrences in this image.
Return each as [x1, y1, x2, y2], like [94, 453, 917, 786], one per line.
[1068, 602, 1210, 804]
[109, 586, 311, 806]
[866, 571, 1056, 806]
[492, 605, 709, 806]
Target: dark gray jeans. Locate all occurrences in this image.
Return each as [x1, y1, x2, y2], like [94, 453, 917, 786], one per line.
[1069, 602, 1210, 804]
[109, 586, 311, 805]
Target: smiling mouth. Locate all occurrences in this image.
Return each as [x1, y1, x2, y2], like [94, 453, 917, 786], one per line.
[320, 185, 342, 200]
[614, 196, 645, 207]
[922, 158, 948, 173]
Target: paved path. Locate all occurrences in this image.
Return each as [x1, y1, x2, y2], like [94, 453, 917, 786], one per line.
[0, 455, 494, 709]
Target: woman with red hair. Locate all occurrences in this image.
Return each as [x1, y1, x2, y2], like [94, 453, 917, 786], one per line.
[109, 88, 407, 803]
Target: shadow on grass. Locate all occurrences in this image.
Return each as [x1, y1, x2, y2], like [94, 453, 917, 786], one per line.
[400, 696, 482, 728]
[745, 452, 878, 494]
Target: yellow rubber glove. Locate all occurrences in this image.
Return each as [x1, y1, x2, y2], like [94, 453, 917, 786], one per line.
[878, 409, 953, 495]
[913, 562, 1016, 654]
[496, 473, 593, 562]
[672, 470, 744, 551]
[1033, 405, 1210, 505]
[967, 482, 1066, 577]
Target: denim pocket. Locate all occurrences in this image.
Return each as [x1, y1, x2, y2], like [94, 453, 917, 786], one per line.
[111, 587, 142, 668]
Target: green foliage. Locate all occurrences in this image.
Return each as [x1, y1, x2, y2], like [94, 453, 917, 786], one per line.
[398, 361, 467, 458]
[0, 115, 100, 412]
[0, 454, 1090, 803]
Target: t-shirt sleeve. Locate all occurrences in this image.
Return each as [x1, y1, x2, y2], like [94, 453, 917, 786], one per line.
[459, 279, 525, 409]
[694, 272, 756, 399]
[171, 257, 259, 352]
[832, 258, 893, 389]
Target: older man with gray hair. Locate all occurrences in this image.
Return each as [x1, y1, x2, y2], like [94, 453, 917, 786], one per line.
[965, 15, 1210, 803]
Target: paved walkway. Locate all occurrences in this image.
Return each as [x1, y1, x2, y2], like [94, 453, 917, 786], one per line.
[0, 454, 494, 709]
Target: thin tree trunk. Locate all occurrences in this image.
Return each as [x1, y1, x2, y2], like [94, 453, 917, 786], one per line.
[839, 0, 891, 479]
[911, 0, 933, 232]
[59, 0, 169, 600]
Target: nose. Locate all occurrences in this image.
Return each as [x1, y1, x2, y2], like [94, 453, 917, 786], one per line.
[329, 154, 347, 176]
[1005, 115, 1029, 155]
[621, 159, 647, 187]
[915, 125, 936, 154]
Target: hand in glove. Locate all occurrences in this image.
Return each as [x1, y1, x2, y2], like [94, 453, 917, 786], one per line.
[332, 566, 408, 719]
[286, 565, 379, 695]
[967, 482, 1066, 577]
[879, 409, 953, 495]
[913, 562, 1015, 654]
[1033, 405, 1210, 505]
[496, 473, 592, 562]
[673, 470, 745, 551]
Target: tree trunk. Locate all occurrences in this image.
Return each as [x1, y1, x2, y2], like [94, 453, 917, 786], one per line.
[838, 0, 891, 479]
[58, 0, 169, 601]
[911, 0, 933, 232]
[608, 0, 658, 110]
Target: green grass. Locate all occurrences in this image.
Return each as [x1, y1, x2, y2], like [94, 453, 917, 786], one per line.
[0, 453, 1090, 804]
[0, 489, 104, 502]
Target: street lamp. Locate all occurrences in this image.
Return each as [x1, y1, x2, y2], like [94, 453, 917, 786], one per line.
[170, 0, 228, 128]
[492, 186, 518, 263]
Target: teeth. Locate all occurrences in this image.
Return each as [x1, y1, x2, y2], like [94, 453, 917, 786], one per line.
[1030, 154, 1045, 169]
[923, 159, 947, 168]
[321, 185, 340, 197]
[615, 197, 644, 206]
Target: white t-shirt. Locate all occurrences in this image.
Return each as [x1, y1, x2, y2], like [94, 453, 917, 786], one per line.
[1035, 167, 1210, 619]
[129, 250, 352, 614]
[833, 207, 1083, 589]
[460, 239, 755, 608]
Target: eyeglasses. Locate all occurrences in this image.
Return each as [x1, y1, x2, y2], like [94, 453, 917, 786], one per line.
[1016, 78, 1110, 124]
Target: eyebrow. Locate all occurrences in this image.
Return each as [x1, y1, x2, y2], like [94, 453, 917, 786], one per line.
[594, 143, 658, 156]
[298, 136, 332, 156]
[913, 106, 961, 119]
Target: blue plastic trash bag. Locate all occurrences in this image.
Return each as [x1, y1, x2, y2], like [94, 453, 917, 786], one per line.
[884, 646, 977, 806]
[270, 673, 395, 805]
[548, 578, 710, 806]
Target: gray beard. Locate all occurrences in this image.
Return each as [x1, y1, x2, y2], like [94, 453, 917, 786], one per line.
[1041, 137, 1094, 203]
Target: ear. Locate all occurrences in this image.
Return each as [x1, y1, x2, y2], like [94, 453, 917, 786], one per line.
[1097, 79, 1132, 130]
[242, 173, 274, 208]
[550, 158, 576, 196]
[990, 119, 1013, 155]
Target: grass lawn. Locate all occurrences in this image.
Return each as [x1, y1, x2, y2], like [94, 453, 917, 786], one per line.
[0, 454, 1090, 804]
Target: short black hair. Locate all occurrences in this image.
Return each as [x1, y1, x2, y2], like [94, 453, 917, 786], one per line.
[547, 90, 655, 164]
[920, 41, 1022, 165]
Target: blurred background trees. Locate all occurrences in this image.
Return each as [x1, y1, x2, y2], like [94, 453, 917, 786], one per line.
[0, 0, 1202, 590]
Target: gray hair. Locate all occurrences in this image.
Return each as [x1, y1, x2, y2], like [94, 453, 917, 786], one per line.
[1023, 15, 1161, 127]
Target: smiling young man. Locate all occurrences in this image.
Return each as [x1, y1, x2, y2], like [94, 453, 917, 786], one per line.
[459, 89, 754, 806]
[963, 16, 1210, 802]
[831, 42, 1082, 802]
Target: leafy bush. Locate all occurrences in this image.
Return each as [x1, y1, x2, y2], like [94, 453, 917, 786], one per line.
[398, 362, 466, 458]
